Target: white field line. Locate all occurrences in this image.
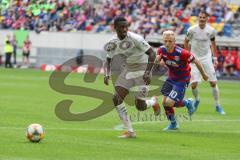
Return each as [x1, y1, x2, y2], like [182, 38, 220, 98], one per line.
[0, 119, 240, 133]
[113, 119, 240, 131]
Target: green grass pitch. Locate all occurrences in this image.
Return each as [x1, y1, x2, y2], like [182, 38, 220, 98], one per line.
[0, 68, 240, 160]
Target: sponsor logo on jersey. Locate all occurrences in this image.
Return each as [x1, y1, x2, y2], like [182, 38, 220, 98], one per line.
[166, 60, 179, 67]
[119, 40, 133, 50]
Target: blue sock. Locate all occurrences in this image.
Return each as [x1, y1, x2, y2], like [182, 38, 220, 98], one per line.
[183, 99, 188, 107]
[168, 114, 177, 124]
[164, 106, 176, 124]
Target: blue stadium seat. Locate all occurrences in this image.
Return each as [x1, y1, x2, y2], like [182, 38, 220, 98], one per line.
[223, 24, 232, 37]
[183, 23, 190, 34]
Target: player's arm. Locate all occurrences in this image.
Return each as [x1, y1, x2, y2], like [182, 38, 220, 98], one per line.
[156, 51, 165, 66]
[210, 38, 217, 57]
[159, 58, 165, 66]
[143, 47, 156, 85]
[192, 58, 208, 81]
[184, 29, 192, 51]
[104, 57, 112, 85]
[182, 49, 208, 81]
[210, 36, 218, 66]
[184, 38, 190, 51]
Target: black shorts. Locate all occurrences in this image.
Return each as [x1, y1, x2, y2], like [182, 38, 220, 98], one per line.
[23, 51, 30, 58]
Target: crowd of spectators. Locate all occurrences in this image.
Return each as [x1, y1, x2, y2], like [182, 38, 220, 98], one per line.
[216, 47, 240, 78]
[0, 0, 239, 37]
[0, 0, 239, 78]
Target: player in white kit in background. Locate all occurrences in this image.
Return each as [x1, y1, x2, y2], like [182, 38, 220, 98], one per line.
[104, 17, 160, 138]
[184, 10, 225, 115]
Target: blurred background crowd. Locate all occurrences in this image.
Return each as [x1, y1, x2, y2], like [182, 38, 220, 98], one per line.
[0, 0, 239, 78]
[0, 0, 239, 37]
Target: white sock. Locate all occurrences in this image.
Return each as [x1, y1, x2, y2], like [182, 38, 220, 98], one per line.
[145, 97, 156, 108]
[192, 88, 200, 100]
[116, 103, 134, 132]
[212, 85, 220, 106]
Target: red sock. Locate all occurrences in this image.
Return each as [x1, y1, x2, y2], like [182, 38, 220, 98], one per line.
[163, 106, 175, 122]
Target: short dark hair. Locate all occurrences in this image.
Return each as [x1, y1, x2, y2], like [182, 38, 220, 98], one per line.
[199, 10, 209, 17]
[114, 16, 127, 26]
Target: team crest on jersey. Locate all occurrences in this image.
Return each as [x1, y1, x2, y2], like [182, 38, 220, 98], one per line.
[104, 42, 117, 52]
[119, 40, 133, 50]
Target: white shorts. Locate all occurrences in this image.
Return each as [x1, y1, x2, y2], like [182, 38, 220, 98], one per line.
[114, 68, 149, 99]
[190, 59, 217, 83]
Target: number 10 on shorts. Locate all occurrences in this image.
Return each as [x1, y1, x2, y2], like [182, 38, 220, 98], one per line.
[169, 90, 178, 99]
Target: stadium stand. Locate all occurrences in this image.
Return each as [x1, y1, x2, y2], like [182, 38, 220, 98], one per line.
[0, 0, 239, 78]
[0, 0, 239, 37]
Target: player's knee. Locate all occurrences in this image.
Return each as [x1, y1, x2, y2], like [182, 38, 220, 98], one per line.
[135, 99, 147, 111]
[112, 94, 123, 106]
[210, 81, 217, 87]
[162, 101, 170, 107]
[191, 82, 198, 89]
[162, 101, 167, 107]
[163, 99, 174, 107]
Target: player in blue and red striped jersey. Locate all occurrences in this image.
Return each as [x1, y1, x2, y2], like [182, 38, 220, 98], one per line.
[157, 30, 208, 130]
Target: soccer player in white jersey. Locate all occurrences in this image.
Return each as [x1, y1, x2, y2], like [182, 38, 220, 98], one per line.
[184, 11, 225, 115]
[103, 17, 160, 138]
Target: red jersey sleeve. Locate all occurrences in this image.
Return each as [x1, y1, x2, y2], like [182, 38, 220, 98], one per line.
[181, 49, 195, 63]
[157, 48, 163, 56]
[157, 48, 163, 61]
